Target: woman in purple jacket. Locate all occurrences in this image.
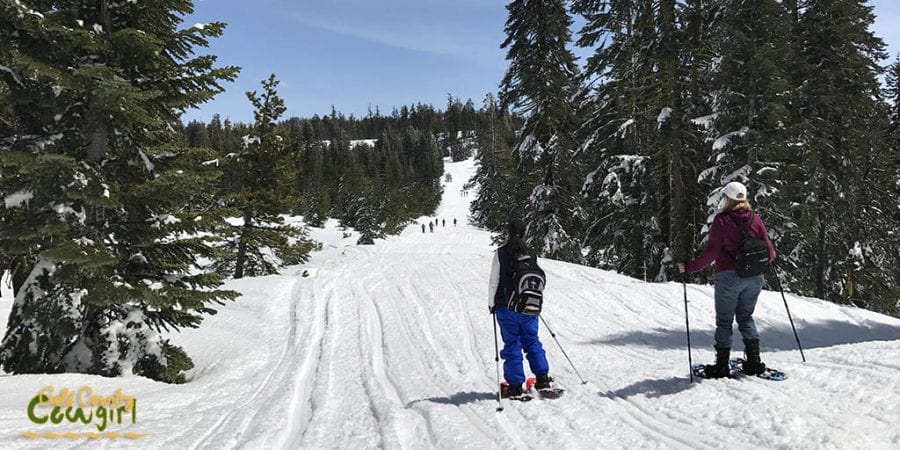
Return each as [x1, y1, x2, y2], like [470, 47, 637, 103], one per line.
[678, 182, 776, 378]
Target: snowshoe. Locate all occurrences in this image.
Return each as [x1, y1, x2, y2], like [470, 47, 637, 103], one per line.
[500, 381, 532, 401]
[525, 376, 565, 399]
[691, 363, 733, 380]
[730, 358, 787, 381]
[691, 346, 733, 379]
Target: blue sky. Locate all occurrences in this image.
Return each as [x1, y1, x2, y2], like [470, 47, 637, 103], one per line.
[183, 0, 900, 124]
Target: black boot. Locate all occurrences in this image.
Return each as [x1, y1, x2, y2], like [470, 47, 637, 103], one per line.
[742, 339, 767, 375]
[703, 346, 731, 378]
[534, 373, 554, 390]
[502, 383, 524, 398]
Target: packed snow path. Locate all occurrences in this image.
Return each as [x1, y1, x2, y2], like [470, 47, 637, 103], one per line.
[1, 158, 899, 449]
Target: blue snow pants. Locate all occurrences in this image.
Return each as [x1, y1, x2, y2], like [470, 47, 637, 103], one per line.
[713, 270, 764, 349]
[496, 307, 549, 386]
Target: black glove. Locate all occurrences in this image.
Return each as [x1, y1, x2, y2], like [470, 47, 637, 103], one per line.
[489, 305, 497, 315]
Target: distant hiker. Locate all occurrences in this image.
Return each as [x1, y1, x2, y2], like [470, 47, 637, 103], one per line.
[429, 222, 434, 233]
[442, 219, 446, 227]
[453, 218, 457, 227]
[421, 223, 426, 233]
[678, 181, 776, 378]
[489, 218, 552, 398]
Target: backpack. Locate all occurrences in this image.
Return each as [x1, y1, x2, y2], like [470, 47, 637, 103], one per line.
[506, 255, 546, 315]
[728, 213, 771, 278]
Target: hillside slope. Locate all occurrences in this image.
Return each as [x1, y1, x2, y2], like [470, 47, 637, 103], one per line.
[1, 158, 898, 449]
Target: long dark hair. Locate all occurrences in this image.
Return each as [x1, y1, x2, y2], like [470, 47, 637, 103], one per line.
[506, 218, 529, 256]
[507, 233, 529, 256]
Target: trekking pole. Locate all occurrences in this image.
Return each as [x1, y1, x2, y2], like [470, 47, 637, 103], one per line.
[772, 265, 806, 362]
[682, 274, 694, 383]
[539, 316, 588, 384]
[492, 313, 504, 412]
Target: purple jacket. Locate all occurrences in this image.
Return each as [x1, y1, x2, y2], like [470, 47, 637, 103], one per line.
[686, 209, 776, 274]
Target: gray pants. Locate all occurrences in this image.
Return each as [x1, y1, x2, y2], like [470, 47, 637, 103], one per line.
[714, 270, 764, 349]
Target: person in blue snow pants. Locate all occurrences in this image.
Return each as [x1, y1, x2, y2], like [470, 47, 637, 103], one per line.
[489, 218, 553, 395]
[495, 307, 549, 386]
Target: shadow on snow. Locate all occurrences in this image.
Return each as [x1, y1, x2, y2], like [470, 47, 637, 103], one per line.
[407, 391, 496, 407]
[587, 319, 900, 352]
[601, 376, 698, 399]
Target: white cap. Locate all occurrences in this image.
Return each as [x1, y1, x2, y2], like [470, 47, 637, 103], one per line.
[722, 181, 748, 201]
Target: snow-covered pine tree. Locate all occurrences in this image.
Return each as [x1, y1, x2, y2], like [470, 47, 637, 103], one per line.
[500, 0, 583, 263]
[0, 0, 240, 382]
[678, 0, 719, 271]
[887, 54, 900, 311]
[888, 53, 900, 192]
[215, 75, 313, 279]
[652, 0, 698, 279]
[572, 0, 681, 279]
[699, 0, 797, 264]
[296, 138, 329, 228]
[0, 80, 12, 136]
[354, 199, 384, 245]
[793, 0, 897, 313]
[469, 94, 516, 233]
[444, 95, 465, 161]
[888, 54, 900, 132]
[285, 112, 443, 235]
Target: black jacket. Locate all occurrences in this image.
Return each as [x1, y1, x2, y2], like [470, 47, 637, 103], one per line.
[489, 243, 517, 309]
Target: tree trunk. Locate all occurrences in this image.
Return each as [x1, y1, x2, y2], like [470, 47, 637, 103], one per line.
[11, 257, 32, 298]
[815, 198, 827, 300]
[660, 0, 687, 270]
[233, 210, 253, 279]
[86, 0, 111, 164]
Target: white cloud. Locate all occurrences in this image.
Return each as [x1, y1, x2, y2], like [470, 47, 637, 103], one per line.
[289, 1, 505, 68]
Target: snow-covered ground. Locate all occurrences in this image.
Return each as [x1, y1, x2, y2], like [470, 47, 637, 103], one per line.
[1, 158, 899, 449]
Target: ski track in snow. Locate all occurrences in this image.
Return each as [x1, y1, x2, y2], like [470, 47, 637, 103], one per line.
[1, 157, 899, 449]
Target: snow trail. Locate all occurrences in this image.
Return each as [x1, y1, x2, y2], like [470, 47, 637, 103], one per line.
[1, 158, 899, 449]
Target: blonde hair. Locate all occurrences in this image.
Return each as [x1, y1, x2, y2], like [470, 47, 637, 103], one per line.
[723, 197, 752, 211]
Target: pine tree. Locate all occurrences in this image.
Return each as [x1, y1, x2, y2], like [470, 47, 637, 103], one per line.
[888, 54, 900, 132]
[0, 81, 12, 136]
[0, 0, 239, 382]
[354, 199, 384, 245]
[297, 139, 328, 228]
[470, 94, 516, 232]
[184, 120, 209, 148]
[207, 113, 224, 153]
[887, 54, 900, 310]
[680, 0, 719, 272]
[888, 54, 900, 195]
[500, 0, 582, 262]
[792, 0, 897, 312]
[215, 75, 313, 279]
[572, 0, 672, 279]
[656, 0, 690, 274]
[699, 0, 797, 270]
